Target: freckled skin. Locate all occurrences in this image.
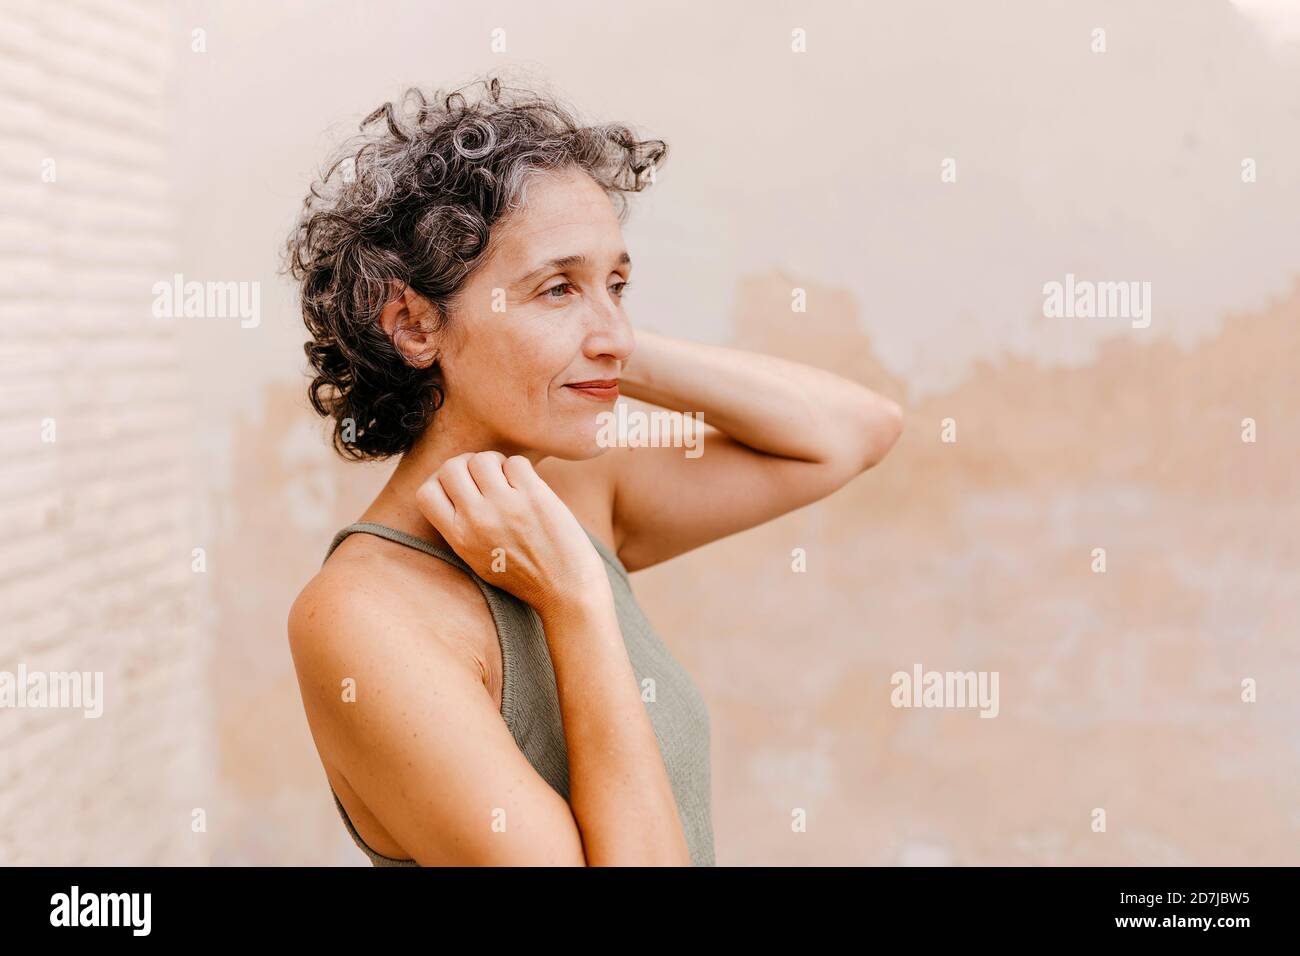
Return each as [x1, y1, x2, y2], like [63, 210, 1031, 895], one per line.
[431, 166, 635, 461]
[289, 157, 903, 864]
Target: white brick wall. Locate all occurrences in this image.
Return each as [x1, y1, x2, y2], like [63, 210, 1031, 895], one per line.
[0, 0, 214, 865]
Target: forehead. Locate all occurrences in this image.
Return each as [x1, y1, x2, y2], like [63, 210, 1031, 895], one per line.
[490, 168, 624, 269]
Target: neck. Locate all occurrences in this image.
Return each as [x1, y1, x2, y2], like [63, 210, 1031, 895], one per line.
[359, 412, 548, 545]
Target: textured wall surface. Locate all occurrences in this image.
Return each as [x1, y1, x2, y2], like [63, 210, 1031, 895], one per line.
[0, 0, 213, 866]
[2, 0, 1296, 865]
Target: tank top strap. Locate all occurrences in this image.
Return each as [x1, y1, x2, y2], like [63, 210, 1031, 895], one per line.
[321, 518, 629, 737]
[326, 519, 631, 582]
[322, 520, 526, 729]
[317, 517, 714, 865]
[324, 520, 466, 570]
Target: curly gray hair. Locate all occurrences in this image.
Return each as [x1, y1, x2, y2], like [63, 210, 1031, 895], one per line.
[282, 74, 668, 461]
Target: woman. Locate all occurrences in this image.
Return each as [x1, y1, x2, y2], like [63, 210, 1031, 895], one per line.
[284, 76, 903, 867]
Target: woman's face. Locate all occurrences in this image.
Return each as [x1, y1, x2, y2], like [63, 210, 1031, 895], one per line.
[435, 165, 636, 460]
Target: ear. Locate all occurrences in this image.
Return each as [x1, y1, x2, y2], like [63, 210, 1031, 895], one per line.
[378, 284, 440, 368]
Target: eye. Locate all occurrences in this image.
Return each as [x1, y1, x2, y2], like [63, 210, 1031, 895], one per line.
[610, 280, 631, 298]
[543, 281, 574, 300]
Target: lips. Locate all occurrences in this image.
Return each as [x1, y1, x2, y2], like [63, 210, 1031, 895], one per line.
[564, 379, 620, 401]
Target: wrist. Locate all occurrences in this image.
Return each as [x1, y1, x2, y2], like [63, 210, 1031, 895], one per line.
[535, 574, 617, 629]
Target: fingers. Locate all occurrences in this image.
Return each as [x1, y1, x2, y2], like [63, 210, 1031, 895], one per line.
[414, 472, 455, 533]
[434, 452, 483, 511]
[426, 452, 522, 522]
[502, 454, 543, 492]
[466, 451, 512, 497]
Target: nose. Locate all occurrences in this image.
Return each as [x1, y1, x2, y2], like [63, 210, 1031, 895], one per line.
[581, 287, 635, 366]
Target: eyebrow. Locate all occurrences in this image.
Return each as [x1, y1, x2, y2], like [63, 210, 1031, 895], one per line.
[510, 251, 632, 290]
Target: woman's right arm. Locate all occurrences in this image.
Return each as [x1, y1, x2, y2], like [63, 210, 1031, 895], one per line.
[531, 569, 691, 865]
[290, 583, 589, 864]
[289, 451, 691, 865]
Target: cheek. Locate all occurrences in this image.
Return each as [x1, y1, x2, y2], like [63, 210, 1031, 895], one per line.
[510, 324, 576, 412]
[457, 311, 581, 422]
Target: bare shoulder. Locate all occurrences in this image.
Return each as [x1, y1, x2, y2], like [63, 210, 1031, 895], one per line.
[285, 531, 584, 864]
[290, 533, 492, 651]
[286, 533, 500, 742]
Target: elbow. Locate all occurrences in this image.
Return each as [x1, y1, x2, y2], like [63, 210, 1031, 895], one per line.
[856, 396, 904, 471]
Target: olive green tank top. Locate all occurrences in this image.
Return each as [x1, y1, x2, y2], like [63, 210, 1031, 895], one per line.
[320, 520, 715, 866]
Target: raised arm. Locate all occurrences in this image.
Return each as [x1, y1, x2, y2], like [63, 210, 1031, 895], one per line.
[601, 328, 904, 571]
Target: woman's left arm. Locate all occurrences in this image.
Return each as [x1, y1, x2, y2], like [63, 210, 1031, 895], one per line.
[604, 328, 904, 572]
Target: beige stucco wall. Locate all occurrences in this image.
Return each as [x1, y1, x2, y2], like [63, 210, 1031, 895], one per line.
[2, 0, 1296, 865]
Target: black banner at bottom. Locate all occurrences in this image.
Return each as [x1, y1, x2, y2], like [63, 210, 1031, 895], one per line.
[0, 865, 1284, 941]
